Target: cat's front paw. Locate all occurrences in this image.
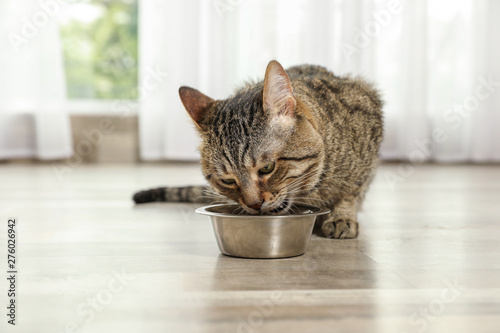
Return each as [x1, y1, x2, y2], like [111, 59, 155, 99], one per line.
[321, 219, 359, 239]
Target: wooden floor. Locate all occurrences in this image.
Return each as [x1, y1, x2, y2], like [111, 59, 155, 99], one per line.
[1, 163, 499, 333]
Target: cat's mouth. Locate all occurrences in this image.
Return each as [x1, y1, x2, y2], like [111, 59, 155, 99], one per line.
[241, 198, 290, 215]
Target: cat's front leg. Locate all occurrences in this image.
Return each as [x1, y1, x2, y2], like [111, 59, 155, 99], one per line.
[320, 199, 359, 239]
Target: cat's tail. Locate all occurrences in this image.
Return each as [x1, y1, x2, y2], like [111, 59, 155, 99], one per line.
[133, 185, 213, 204]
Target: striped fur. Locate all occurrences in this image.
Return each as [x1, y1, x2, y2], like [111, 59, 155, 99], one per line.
[133, 186, 210, 204]
[134, 61, 383, 239]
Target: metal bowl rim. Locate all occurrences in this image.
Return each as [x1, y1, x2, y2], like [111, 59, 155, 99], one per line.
[196, 203, 330, 219]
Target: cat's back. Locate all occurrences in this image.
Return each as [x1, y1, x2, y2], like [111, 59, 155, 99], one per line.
[286, 64, 337, 81]
[233, 64, 382, 123]
[288, 64, 383, 120]
[287, 64, 383, 161]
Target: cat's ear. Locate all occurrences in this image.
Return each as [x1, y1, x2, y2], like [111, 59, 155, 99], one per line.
[263, 60, 296, 126]
[179, 86, 215, 129]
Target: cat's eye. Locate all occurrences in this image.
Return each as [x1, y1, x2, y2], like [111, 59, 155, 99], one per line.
[259, 162, 275, 175]
[221, 178, 236, 185]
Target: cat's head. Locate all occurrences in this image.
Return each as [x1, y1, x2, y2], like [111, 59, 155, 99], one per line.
[179, 60, 324, 214]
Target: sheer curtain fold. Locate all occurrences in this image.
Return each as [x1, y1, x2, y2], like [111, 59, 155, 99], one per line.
[138, 0, 500, 162]
[0, 0, 71, 160]
[469, 0, 500, 161]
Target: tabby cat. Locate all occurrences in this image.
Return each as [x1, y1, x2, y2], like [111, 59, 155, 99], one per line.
[133, 60, 383, 239]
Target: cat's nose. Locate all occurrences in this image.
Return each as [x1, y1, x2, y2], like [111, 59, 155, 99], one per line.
[248, 200, 264, 211]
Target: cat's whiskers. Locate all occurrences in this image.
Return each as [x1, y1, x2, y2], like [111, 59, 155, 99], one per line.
[278, 166, 322, 191]
[199, 188, 238, 206]
[277, 165, 319, 189]
[232, 206, 246, 215]
[203, 187, 221, 195]
[283, 168, 351, 196]
[198, 192, 225, 199]
[286, 203, 297, 213]
[284, 180, 319, 194]
[276, 168, 321, 195]
[202, 190, 228, 200]
[282, 165, 347, 192]
[289, 196, 329, 204]
[289, 199, 321, 210]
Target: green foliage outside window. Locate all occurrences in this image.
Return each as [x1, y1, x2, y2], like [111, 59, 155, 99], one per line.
[60, 0, 138, 99]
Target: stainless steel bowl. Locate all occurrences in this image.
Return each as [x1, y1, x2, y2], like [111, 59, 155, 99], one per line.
[196, 204, 330, 259]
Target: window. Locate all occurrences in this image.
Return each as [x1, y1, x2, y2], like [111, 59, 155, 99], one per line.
[60, 0, 138, 100]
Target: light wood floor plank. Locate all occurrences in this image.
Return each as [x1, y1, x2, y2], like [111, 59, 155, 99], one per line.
[1, 163, 499, 332]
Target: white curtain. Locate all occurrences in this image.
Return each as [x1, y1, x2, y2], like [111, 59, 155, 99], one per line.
[0, 0, 71, 160]
[138, 0, 500, 162]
